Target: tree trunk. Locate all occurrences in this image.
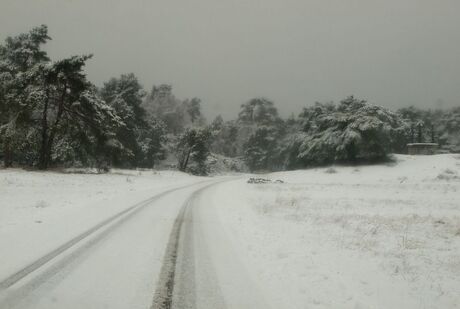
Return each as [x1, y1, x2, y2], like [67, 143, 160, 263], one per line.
[410, 125, 415, 143]
[39, 86, 66, 170]
[181, 147, 192, 171]
[417, 125, 423, 143]
[3, 138, 13, 168]
[38, 90, 49, 169]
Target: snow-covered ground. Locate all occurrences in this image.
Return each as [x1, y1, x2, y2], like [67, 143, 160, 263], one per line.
[1, 155, 459, 308]
[0, 169, 202, 282]
[213, 154, 460, 308]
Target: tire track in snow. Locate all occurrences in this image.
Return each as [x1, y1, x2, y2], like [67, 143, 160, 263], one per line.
[150, 201, 188, 309]
[0, 201, 152, 309]
[151, 181, 228, 309]
[0, 180, 209, 292]
[173, 192, 227, 309]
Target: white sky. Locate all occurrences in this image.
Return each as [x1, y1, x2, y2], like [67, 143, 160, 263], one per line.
[1, 0, 459, 119]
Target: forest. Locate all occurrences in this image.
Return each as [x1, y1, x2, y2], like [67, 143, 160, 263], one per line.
[1, 25, 460, 174]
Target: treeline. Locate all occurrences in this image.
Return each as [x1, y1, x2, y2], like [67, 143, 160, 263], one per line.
[1, 26, 459, 174]
[222, 98, 460, 171]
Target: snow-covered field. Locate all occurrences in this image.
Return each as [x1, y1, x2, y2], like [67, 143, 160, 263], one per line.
[0, 169, 201, 281]
[214, 154, 460, 308]
[1, 155, 459, 308]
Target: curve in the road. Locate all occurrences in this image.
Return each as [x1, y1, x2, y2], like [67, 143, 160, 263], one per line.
[0, 180, 210, 292]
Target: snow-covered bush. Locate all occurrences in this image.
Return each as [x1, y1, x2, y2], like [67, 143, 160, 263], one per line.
[296, 96, 407, 165]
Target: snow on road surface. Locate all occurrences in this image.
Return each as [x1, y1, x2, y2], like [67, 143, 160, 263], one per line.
[0, 169, 202, 283]
[0, 169, 209, 307]
[0, 181, 218, 309]
[1, 155, 460, 309]
[163, 182, 269, 309]
[213, 154, 460, 308]
[0, 170, 225, 309]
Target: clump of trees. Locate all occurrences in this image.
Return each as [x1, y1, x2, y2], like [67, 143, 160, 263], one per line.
[396, 106, 460, 153]
[0, 26, 122, 170]
[176, 127, 212, 175]
[243, 126, 280, 171]
[143, 84, 205, 134]
[2, 26, 460, 174]
[211, 96, 460, 172]
[295, 96, 407, 165]
[236, 98, 285, 171]
[100, 73, 167, 168]
[0, 26, 208, 173]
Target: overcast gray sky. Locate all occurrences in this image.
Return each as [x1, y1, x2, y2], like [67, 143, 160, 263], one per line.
[1, 0, 459, 119]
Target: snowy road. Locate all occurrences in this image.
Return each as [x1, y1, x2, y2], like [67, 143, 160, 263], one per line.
[0, 178, 264, 309]
[153, 182, 268, 309]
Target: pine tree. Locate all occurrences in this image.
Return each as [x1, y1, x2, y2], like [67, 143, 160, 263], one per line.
[0, 25, 50, 167]
[297, 96, 407, 165]
[143, 84, 185, 134]
[176, 127, 211, 175]
[101, 73, 148, 167]
[243, 126, 278, 171]
[184, 97, 205, 125]
[238, 98, 280, 126]
[138, 118, 167, 168]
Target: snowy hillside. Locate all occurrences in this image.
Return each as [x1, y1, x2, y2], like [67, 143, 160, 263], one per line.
[212, 154, 460, 308]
